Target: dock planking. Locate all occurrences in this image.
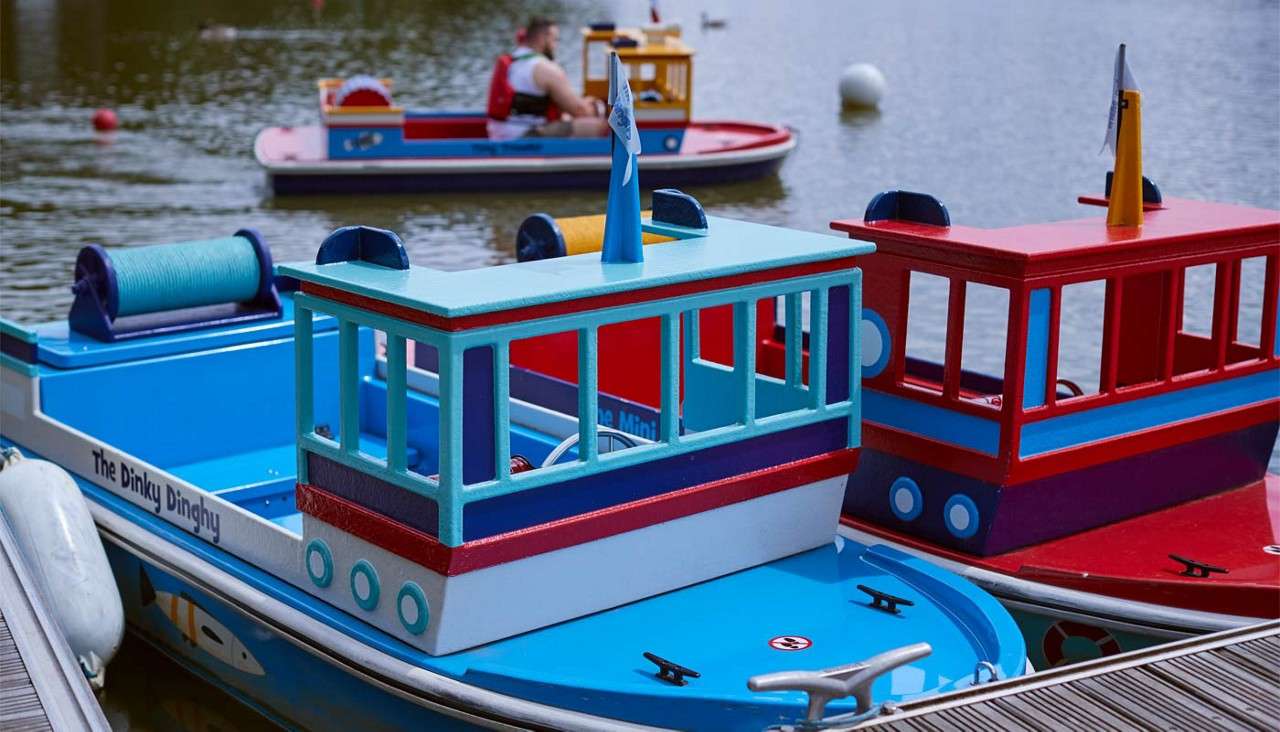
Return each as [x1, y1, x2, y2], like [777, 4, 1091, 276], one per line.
[0, 514, 109, 732]
[1, 608, 51, 732]
[852, 620, 1279, 731]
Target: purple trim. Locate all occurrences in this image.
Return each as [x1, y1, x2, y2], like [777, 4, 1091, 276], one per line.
[462, 345, 496, 484]
[268, 157, 786, 195]
[304, 419, 846, 542]
[463, 418, 846, 540]
[0, 332, 36, 364]
[826, 285, 851, 405]
[846, 419, 1279, 555]
[306, 451, 441, 537]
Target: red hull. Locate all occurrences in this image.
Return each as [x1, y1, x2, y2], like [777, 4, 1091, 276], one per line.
[843, 475, 1280, 618]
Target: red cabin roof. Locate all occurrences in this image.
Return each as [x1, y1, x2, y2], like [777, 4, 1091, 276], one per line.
[831, 196, 1280, 282]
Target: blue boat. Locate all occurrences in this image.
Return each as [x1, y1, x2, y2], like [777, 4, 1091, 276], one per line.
[254, 25, 796, 195]
[0, 183, 1026, 729]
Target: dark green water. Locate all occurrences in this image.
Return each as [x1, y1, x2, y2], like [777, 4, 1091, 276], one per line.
[2, 0, 1278, 729]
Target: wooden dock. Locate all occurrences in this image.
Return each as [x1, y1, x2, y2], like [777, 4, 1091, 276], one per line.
[850, 619, 1279, 730]
[0, 513, 110, 732]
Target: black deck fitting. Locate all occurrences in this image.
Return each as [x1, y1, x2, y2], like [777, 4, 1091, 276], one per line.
[1169, 554, 1228, 578]
[643, 652, 701, 686]
[857, 584, 915, 615]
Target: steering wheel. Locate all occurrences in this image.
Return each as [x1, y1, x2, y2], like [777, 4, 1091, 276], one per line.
[1056, 378, 1085, 398]
[541, 427, 642, 468]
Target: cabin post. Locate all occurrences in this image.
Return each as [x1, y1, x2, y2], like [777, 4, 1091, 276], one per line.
[734, 300, 757, 425]
[577, 327, 599, 463]
[386, 335, 408, 473]
[659, 313, 680, 444]
[849, 269, 863, 448]
[809, 288, 829, 407]
[784, 293, 804, 386]
[493, 341, 512, 477]
[338, 318, 360, 453]
[294, 304, 315, 484]
[437, 341, 465, 546]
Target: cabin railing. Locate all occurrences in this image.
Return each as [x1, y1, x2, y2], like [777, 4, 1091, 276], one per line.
[292, 268, 859, 546]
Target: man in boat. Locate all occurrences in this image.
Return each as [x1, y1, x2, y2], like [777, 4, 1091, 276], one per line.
[487, 17, 609, 140]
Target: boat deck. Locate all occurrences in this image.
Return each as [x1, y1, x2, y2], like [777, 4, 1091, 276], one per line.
[0, 514, 109, 732]
[849, 619, 1280, 730]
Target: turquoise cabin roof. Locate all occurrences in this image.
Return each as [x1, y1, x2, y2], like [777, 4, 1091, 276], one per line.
[277, 216, 873, 318]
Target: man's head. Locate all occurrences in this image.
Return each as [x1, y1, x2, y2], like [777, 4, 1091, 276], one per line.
[524, 16, 559, 60]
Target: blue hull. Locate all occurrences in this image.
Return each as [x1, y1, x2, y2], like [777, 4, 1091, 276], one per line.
[108, 546, 483, 731]
[268, 156, 785, 195]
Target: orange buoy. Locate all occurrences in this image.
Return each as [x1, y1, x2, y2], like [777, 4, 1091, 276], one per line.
[92, 108, 118, 132]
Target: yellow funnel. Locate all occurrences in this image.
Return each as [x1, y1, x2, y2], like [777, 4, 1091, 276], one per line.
[1107, 90, 1143, 227]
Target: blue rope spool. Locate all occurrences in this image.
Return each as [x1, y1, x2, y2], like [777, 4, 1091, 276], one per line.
[107, 236, 261, 318]
[70, 229, 280, 342]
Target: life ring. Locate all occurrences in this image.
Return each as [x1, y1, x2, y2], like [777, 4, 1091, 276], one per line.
[1042, 620, 1121, 666]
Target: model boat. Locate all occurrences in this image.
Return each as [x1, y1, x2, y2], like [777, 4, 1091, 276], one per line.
[255, 24, 795, 195]
[507, 46, 1280, 669]
[0, 177, 1028, 731]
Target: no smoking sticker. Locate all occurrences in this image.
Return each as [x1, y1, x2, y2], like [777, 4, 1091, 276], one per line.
[768, 635, 812, 651]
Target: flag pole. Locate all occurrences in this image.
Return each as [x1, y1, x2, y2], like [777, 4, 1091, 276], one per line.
[601, 52, 644, 263]
[1107, 44, 1143, 227]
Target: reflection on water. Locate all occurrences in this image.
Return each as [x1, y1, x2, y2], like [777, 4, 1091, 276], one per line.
[100, 633, 280, 731]
[2, 0, 1277, 727]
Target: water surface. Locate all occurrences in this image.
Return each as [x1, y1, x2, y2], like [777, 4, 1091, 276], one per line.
[2, 1, 1277, 728]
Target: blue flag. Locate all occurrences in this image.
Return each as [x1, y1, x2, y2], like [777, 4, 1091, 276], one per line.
[602, 53, 644, 264]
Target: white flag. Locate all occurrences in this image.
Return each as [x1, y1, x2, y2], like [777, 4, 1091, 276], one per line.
[608, 54, 643, 185]
[1102, 44, 1139, 155]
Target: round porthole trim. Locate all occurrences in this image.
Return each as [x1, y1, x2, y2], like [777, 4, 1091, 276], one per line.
[397, 582, 430, 635]
[861, 308, 891, 379]
[350, 559, 381, 611]
[305, 539, 333, 588]
[943, 494, 980, 539]
[889, 476, 923, 521]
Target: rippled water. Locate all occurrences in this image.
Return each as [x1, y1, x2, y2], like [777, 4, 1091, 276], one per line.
[2, 0, 1277, 728]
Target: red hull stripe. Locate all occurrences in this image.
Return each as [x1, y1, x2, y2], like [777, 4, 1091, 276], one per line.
[298, 448, 860, 575]
[300, 257, 859, 332]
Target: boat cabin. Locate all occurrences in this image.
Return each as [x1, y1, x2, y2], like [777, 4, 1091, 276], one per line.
[312, 24, 696, 162]
[280, 195, 869, 653]
[828, 189, 1279, 556]
[582, 23, 693, 130]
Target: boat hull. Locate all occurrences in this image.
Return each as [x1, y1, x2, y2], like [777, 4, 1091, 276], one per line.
[255, 123, 796, 195]
[839, 516, 1273, 669]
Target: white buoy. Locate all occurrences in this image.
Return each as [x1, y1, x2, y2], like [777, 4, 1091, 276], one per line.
[839, 63, 886, 109]
[0, 449, 123, 689]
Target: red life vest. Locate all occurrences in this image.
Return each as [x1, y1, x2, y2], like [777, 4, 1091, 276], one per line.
[486, 53, 560, 122]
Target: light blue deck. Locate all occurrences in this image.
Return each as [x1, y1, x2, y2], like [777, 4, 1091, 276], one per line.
[44, 453, 1022, 732]
[278, 216, 872, 319]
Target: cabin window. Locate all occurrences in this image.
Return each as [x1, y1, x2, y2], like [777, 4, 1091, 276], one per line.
[904, 271, 950, 392]
[1230, 256, 1267, 362]
[1055, 280, 1106, 398]
[506, 331, 582, 474]
[959, 283, 1009, 402]
[592, 320, 659, 457]
[1174, 263, 1220, 376]
[1180, 264, 1217, 337]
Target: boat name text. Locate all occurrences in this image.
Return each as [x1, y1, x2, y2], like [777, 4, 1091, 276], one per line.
[91, 447, 222, 543]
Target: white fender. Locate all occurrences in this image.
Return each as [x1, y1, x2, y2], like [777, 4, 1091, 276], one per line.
[0, 449, 123, 688]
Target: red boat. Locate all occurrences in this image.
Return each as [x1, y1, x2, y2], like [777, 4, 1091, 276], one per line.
[507, 46, 1279, 667]
[510, 186, 1279, 668]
